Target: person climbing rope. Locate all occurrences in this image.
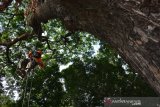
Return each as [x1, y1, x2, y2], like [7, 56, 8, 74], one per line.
[17, 50, 44, 78]
[28, 50, 44, 69]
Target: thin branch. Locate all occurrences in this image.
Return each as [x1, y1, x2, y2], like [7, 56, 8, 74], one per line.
[45, 38, 52, 50]
[41, 36, 56, 52]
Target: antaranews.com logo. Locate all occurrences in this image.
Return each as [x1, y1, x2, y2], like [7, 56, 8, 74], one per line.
[104, 97, 160, 107]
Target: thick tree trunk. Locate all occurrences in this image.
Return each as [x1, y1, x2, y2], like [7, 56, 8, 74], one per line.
[27, 0, 160, 95]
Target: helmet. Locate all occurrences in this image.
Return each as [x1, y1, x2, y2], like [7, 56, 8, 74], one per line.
[37, 50, 42, 54]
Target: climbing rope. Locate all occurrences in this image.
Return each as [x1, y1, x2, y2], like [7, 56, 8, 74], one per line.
[27, 70, 34, 107]
[22, 72, 29, 107]
[22, 64, 35, 107]
[20, 49, 43, 107]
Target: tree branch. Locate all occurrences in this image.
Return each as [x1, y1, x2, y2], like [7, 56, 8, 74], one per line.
[0, 33, 34, 64]
[0, 33, 34, 47]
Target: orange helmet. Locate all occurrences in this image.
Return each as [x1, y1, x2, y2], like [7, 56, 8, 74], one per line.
[37, 50, 42, 55]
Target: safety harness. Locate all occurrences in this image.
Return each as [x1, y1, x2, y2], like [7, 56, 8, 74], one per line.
[17, 50, 44, 78]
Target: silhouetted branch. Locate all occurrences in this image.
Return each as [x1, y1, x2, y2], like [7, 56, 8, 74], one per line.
[41, 36, 55, 51]
[0, 33, 34, 47]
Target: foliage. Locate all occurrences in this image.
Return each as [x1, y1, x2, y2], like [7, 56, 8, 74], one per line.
[15, 64, 64, 107]
[61, 45, 157, 107]
[0, 94, 15, 107]
[0, 1, 157, 107]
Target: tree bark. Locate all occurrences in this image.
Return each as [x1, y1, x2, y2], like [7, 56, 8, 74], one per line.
[27, 0, 160, 95]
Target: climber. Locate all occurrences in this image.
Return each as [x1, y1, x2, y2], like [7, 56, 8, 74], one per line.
[28, 50, 44, 69]
[17, 50, 44, 78]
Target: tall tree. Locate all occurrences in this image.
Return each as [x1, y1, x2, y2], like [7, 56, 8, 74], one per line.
[21, 0, 160, 94]
[0, 1, 159, 106]
[0, 0, 160, 102]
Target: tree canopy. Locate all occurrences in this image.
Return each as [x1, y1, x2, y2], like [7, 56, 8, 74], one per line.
[0, 0, 159, 107]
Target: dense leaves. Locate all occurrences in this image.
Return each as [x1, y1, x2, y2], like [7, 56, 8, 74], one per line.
[61, 46, 157, 107]
[0, 0, 157, 107]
